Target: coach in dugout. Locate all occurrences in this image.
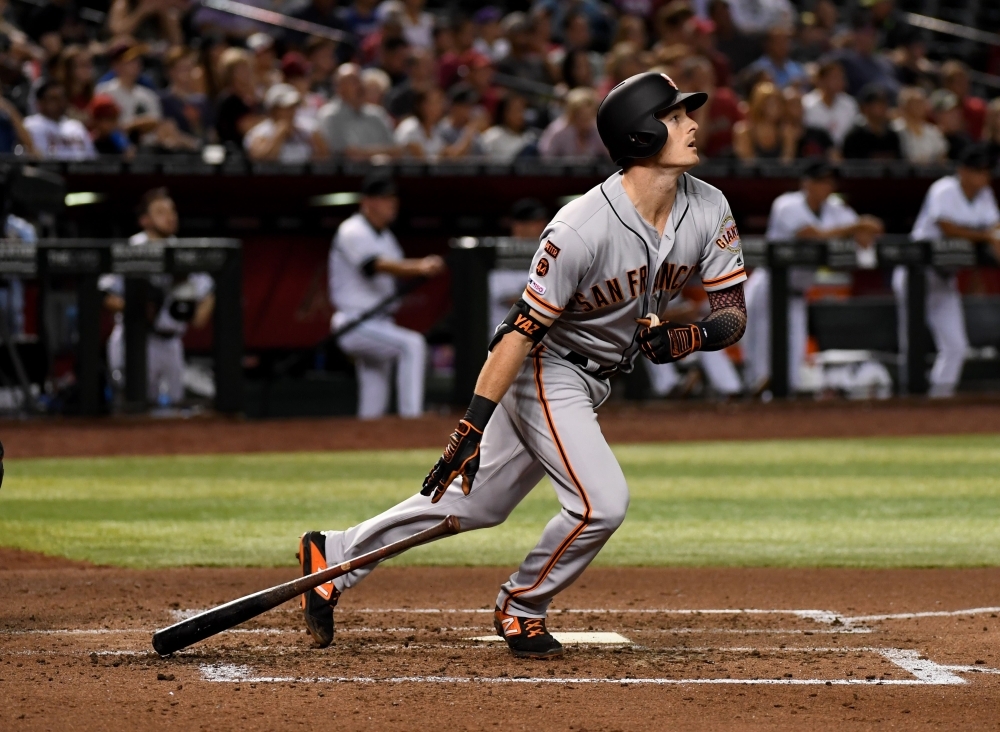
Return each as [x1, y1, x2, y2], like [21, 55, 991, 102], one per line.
[99, 188, 215, 405]
[743, 159, 884, 394]
[329, 171, 444, 419]
[893, 144, 1000, 397]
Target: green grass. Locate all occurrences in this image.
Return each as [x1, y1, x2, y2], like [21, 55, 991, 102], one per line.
[1, 435, 999, 568]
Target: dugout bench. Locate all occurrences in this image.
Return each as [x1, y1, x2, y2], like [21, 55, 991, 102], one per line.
[742, 235, 1000, 398]
[0, 238, 243, 415]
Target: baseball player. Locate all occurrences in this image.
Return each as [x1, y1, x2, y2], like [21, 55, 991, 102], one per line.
[299, 72, 747, 658]
[328, 172, 445, 419]
[742, 160, 884, 394]
[893, 144, 1000, 397]
[99, 188, 214, 405]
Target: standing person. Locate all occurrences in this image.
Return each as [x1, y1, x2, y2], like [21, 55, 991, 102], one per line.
[298, 73, 748, 659]
[329, 172, 445, 420]
[892, 145, 1000, 398]
[742, 160, 883, 393]
[98, 189, 215, 405]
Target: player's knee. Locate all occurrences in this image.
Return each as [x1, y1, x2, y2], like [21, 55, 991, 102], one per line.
[588, 485, 630, 533]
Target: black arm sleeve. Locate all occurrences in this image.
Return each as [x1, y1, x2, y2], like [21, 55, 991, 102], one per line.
[697, 282, 747, 351]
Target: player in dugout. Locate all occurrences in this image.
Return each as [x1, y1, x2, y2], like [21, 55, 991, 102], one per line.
[742, 159, 884, 395]
[892, 143, 1000, 397]
[328, 171, 445, 419]
[99, 188, 215, 406]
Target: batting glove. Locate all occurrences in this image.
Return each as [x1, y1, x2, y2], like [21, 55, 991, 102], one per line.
[421, 395, 497, 503]
[637, 321, 703, 364]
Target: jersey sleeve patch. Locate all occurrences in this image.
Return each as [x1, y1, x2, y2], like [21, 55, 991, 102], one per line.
[535, 257, 549, 277]
[527, 277, 547, 296]
[714, 214, 742, 254]
[544, 241, 561, 259]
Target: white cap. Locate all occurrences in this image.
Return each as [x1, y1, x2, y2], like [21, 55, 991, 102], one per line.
[264, 83, 301, 110]
[247, 33, 274, 53]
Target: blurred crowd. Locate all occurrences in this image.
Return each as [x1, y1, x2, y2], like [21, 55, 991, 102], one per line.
[0, 0, 997, 164]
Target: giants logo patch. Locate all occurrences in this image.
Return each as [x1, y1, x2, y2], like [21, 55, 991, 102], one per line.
[535, 257, 549, 277]
[714, 215, 742, 254]
[544, 241, 560, 259]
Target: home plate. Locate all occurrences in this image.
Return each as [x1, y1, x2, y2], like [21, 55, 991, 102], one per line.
[470, 632, 631, 645]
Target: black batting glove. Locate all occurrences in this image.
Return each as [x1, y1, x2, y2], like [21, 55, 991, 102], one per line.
[421, 395, 497, 503]
[637, 321, 703, 364]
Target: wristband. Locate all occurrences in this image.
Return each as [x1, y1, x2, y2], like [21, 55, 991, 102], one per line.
[463, 394, 497, 432]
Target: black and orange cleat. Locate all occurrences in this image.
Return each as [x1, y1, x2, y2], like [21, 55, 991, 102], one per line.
[494, 606, 563, 659]
[297, 531, 339, 648]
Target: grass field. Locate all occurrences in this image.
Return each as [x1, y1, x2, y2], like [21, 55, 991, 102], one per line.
[2, 434, 999, 569]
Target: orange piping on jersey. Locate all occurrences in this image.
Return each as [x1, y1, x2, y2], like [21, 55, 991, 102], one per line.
[523, 287, 565, 314]
[501, 351, 592, 613]
[702, 267, 746, 288]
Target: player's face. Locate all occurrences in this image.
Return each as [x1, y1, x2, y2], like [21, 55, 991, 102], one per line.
[143, 198, 179, 238]
[655, 104, 699, 168]
[958, 167, 990, 196]
[361, 195, 399, 229]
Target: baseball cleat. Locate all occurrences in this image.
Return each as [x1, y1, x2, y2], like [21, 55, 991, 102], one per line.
[297, 531, 339, 648]
[494, 606, 564, 659]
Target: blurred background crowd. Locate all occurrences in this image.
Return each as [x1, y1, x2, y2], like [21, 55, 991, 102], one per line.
[0, 0, 997, 165]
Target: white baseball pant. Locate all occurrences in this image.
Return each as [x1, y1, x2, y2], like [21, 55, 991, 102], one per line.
[742, 268, 808, 393]
[336, 315, 427, 419]
[644, 350, 743, 396]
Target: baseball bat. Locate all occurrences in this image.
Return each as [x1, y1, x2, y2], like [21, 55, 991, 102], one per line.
[151, 515, 461, 655]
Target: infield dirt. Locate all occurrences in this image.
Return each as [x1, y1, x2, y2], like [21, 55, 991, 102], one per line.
[2, 551, 999, 731]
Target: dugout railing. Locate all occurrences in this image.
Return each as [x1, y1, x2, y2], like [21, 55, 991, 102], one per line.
[450, 235, 1000, 403]
[0, 238, 243, 415]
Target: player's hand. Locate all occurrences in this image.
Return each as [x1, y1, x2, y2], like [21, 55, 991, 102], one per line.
[636, 313, 703, 364]
[854, 215, 884, 236]
[417, 255, 445, 277]
[421, 419, 483, 502]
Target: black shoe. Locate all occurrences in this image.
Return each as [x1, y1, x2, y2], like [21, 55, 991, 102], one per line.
[297, 531, 339, 648]
[494, 606, 564, 659]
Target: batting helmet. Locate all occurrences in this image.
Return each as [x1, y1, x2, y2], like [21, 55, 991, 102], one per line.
[597, 72, 708, 166]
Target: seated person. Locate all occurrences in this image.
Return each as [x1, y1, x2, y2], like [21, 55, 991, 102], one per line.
[23, 79, 95, 160]
[245, 83, 328, 163]
[318, 63, 397, 159]
[842, 84, 901, 160]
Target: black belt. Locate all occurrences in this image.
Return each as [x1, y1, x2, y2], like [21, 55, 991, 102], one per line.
[562, 350, 620, 379]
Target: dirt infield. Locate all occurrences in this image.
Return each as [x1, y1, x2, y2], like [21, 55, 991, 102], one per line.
[2, 550, 999, 731]
[3, 397, 1000, 459]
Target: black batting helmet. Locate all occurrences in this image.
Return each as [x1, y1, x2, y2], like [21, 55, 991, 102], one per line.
[597, 72, 708, 166]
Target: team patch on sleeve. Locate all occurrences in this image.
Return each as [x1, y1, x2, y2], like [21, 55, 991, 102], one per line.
[544, 241, 561, 259]
[714, 215, 742, 254]
[535, 257, 549, 276]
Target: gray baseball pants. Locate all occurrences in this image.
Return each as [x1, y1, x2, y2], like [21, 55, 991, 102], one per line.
[322, 347, 629, 617]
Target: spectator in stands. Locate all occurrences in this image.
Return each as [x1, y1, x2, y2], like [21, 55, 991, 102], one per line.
[56, 45, 94, 123]
[282, 52, 323, 128]
[435, 83, 485, 156]
[246, 33, 281, 96]
[159, 46, 211, 141]
[395, 87, 455, 159]
[398, 0, 434, 50]
[214, 47, 263, 150]
[889, 28, 936, 92]
[328, 171, 444, 419]
[305, 37, 337, 100]
[678, 56, 742, 159]
[842, 83, 901, 160]
[802, 58, 857, 149]
[361, 68, 391, 109]
[23, 79, 94, 159]
[385, 47, 435, 120]
[89, 94, 132, 156]
[733, 81, 792, 161]
[549, 9, 602, 86]
[339, 0, 380, 42]
[986, 98, 1000, 164]
[472, 6, 508, 62]
[795, 9, 833, 63]
[834, 12, 900, 99]
[783, 86, 835, 160]
[613, 13, 647, 50]
[940, 61, 986, 142]
[892, 86, 947, 164]
[95, 41, 162, 140]
[931, 90, 972, 162]
[466, 53, 500, 119]
[599, 42, 646, 97]
[0, 89, 34, 155]
[746, 26, 807, 90]
[726, 0, 795, 35]
[480, 92, 536, 161]
[561, 48, 595, 91]
[652, 0, 692, 55]
[107, 0, 184, 45]
[245, 83, 327, 163]
[378, 36, 411, 87]
[496, 13, 552, 89]
[539, 87, 604, 159]
[318, 64, 396, 159]
[708, 0, 761, 75]
[689, 18, 730, 90]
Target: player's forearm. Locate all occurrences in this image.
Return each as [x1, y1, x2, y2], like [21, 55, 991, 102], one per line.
[698, 283, 747, 351]
[474, 332, 535, 403]
[373, 258, 430, 278]
[937, 221, 997, 243]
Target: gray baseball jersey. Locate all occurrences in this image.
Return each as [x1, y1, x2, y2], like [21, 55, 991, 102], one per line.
[317, 171, 745, 620]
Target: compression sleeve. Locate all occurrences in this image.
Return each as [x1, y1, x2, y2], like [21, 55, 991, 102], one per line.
[697, 282, 747, 351]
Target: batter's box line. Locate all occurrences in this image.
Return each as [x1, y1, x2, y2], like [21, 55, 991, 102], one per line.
[197, 648, 997, 687]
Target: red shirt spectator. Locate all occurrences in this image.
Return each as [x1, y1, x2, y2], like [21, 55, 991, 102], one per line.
[679, 56, 743, 158]
[941, 60, 986, 141]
